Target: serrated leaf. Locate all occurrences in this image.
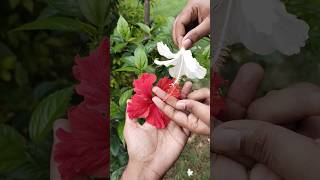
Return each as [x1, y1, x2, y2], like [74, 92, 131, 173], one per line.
[111, 42, 127, 53]
[116, 16, 130, 40]
[0, 124, 27, 174]
[117, 120, 125, 145]
[136, 22, 151, 34]
[79, 0, 108, 27]
[13, 17, 97, 36]
[134, 46, 148, 70]
[119, 89, 133, 108]
[29, 87, 73, 143]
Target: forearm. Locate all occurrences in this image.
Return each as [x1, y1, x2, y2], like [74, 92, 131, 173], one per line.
[121, 160, 162, 180]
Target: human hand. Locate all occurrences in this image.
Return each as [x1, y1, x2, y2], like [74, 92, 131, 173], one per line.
[152, 83, 210, 135]
[121, 102, 190, 180]
[214, 82, 320, 180]
[173, 0, 210, 49]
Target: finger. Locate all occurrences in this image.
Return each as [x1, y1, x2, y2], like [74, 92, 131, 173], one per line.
[248, 82, 320, 124]
[212, 154, 248, 180]
[182, 17, 210, 49]
[250, 164, 282, 180]
[213, 120, 320, 180]
[173, 7, 197, 48]
[176, 99, 210, 125]
[219, 63, 264, 121]
[181, 81, 193, 99]
[152, 86, 178, 107]
[297, 116, 320, 139]
[152, 97, 209, 135]
[187, 88, 210, 101]
[125, 100, 140, 128]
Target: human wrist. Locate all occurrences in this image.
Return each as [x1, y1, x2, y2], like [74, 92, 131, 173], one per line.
[121, 160, 162, 180]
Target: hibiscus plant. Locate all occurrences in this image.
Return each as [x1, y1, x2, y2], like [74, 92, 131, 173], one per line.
[109, 1, 210, 178]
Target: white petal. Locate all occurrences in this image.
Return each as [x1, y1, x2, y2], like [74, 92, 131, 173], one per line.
[154, 58, 177, 66]
[157, 42, 176, 59]
[213, 0, 309, 56]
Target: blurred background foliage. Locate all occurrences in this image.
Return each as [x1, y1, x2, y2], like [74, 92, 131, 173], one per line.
[0, 0, 117, 179]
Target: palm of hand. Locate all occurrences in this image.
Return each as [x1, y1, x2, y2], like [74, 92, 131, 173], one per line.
[124, 119, 189, 175]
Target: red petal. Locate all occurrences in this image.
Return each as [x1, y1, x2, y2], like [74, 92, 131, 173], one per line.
[127, 94, 152, 119]
[133, 73, 156, 96]
[157, 77, 180, 98]
[73, 38, 109, 113]
[54, 105, 108, 180]
[146, 104, 170, 129]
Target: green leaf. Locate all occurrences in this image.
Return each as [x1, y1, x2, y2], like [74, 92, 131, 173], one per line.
[111, 166, 125, 180]
[117, 120, 125, 145]
[110, 134, 120, 156]
[111, 42, 127, 53]
[110, 101, 120, 119]
[119, 89, 133, 108]
[136, 22, 151, 34]
[116, 16, 130, 40]
[46, 0, 82, 17]
[0, 124, 27, 174]
[134, 46, 148, 70]
[78, 0, 108, 27]
[13, 17, 97, 36]
[29, 87, 73, 143]
[115, 66, 139, 74]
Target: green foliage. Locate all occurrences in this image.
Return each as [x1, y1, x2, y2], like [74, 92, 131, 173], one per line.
[0, 124, 27, 174]
[0, 0, 118, 179]
[29, 87, 73, 143]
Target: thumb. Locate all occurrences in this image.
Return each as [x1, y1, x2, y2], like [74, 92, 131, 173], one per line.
[213, 120, 320, 180]
[181, 17, 210, 49]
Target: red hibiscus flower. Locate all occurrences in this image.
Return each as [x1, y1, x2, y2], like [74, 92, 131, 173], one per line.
[73, 38, 109, 114]
[212, 72, 227, 116]
[127, 73, 180, 129]
[54, 104, 108, 180]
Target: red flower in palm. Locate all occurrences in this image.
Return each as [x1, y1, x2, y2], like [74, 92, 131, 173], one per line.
[54, 104, 108, 180]
[73, 38, 109, 114]
[127, 73, 180, 129]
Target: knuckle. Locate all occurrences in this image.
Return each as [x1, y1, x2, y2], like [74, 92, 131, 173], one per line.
[187, 116, 199, 131]
[244, 125, 274, 164]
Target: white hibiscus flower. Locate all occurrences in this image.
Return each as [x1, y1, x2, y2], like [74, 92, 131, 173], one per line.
[154, 42, 207, 82]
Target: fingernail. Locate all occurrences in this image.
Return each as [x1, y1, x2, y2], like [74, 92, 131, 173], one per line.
[152, 96, 161, 105]
[152, 86, 159, 93]
[213, 128, 241, 152]
[182, 39, 192, 49]
[176, 101, 186, 110]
